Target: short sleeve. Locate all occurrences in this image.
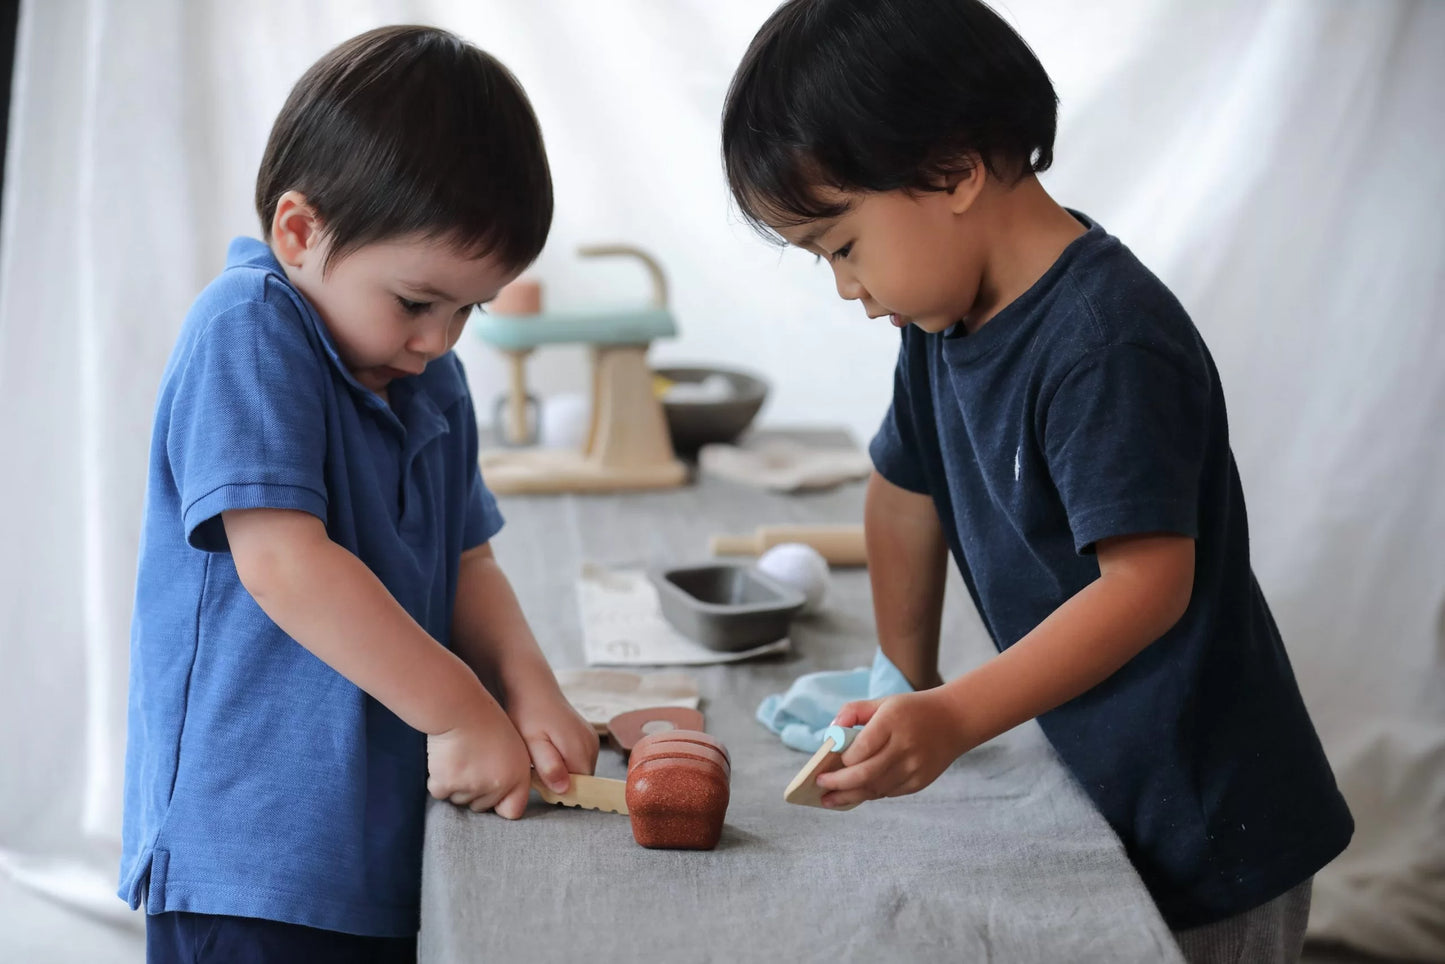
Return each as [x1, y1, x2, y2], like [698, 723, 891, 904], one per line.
[1042, 343, 1209, 553]
[463, 469, 505, 549]
[456, 381, 505, 549]
[167, 300, 329, 551]
[868, 330, 932, 494]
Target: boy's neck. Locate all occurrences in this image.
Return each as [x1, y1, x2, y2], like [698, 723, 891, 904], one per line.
[963, 175, 1086, 334]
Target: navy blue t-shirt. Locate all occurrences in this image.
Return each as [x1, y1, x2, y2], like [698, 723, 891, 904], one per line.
[869, 213, 1352, 928]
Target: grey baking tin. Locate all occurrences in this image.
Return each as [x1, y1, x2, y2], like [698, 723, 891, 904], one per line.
[651, 563, 806, 652]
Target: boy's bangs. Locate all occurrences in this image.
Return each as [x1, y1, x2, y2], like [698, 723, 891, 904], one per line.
[729, 143, 851, 243]
[258, 26, 552, 276]
[722, 0, 1059, 244]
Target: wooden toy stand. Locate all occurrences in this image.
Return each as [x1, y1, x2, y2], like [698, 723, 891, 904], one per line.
[476, 245, 688, 495]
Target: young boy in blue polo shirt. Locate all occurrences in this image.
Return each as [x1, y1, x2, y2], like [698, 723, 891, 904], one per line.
[723, 1, 1352, 960]
[119, 25, 598, 961]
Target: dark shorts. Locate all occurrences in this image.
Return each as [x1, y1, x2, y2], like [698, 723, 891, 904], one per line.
[146, 911, 417, 964]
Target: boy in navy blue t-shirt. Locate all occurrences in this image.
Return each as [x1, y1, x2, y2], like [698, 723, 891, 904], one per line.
[723, 1, 1352, 958]
[120, 26, 598, 960]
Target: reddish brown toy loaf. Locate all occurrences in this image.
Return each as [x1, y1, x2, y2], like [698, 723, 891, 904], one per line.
[627, 757, 730, 850]
[533, 728, 732, 850]
[625, 728, 730, 849]
[628, 738, 731, 779]
[630, 729, 732, 767]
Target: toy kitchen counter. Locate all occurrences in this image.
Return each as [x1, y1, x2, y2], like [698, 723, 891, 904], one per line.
[419, 432, 1183, 963]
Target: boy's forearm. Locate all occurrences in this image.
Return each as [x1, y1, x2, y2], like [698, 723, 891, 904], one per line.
[450, 544, 555, 704]
[866, 470, 949, 690]
[938, 533, 1195, 751]
[223, 509, 492, 736]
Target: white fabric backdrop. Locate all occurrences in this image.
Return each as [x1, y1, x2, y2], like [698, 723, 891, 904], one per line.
[1, 0, 1441, 958]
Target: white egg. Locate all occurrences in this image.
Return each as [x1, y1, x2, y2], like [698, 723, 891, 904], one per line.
[755, 542, 830, 613]
[538, 393, 591, 449]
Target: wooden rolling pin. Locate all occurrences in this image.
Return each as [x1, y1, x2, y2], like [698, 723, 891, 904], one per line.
[708, 524, 867, 567]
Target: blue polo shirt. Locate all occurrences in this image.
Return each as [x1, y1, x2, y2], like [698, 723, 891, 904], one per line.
[870, 214, 1352, 928]
[118, 237, 503, 937]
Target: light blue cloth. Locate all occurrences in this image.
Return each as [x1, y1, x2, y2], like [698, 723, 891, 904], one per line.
[757, 649, 914, 752]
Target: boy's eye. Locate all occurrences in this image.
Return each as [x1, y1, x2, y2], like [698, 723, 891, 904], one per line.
[830, 242, 854, 261]
[397, 296, 431, 315]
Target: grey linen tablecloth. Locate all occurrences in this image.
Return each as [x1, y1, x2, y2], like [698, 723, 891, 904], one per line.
[420, 460, 1185, 963]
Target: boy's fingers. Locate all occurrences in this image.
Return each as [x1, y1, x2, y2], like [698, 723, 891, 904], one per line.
[576, 728, 602, 771]
[461, 782, 507, 813]
[494, 782, 530, 821]
[822, 773, 897, 808]
[832, 699, 881, 729]
[556, 727, 600, 775]
[840, 716, 888, 766]
[527, 737, 570, 793]
[820, 787, 871, 809]
[818, 740, 892, 793]
[823, 758, 908, 807]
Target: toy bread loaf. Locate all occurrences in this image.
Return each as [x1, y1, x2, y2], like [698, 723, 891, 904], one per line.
[628, 739, 731, 780]
[630, 729, 731, 767]
[625, 754, 730, 850]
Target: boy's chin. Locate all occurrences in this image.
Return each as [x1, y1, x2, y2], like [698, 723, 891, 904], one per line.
[910, 315, 962, 335]
[351, 368, 393, 392]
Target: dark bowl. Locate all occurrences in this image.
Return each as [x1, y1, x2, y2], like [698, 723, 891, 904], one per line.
[654, 366, 769, 455]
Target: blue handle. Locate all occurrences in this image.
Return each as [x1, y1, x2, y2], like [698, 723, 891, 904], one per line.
[822, 724, 859, 753]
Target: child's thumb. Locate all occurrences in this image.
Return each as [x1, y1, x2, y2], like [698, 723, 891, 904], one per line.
[527, 737, 569, 794]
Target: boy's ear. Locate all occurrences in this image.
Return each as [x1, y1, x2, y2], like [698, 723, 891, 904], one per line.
[270, 190, 324, 267]
[944, 154, 987, 215]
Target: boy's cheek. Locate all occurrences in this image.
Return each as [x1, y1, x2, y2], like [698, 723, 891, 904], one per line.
[446, 323, 466, 352]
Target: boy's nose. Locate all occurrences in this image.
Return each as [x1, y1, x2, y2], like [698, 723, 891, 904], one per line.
[409, 320, 451, 360]
[834, 272, 866, 302]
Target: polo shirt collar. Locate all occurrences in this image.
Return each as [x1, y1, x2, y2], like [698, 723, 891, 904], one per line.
[225, 237, 467, 439]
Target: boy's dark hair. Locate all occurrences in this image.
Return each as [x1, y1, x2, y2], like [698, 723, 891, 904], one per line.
[256, 25, 552, 273]
[722, 0, 1058, 239]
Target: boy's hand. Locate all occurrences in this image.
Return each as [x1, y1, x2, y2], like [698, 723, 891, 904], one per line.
[447, 543, 599, 794]
[814, 688, 972, 809]
[504, 668, 600, 795]
[426, 698, 534, 820]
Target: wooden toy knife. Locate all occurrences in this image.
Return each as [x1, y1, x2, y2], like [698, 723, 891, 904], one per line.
[531, 773, 629, 815]
[784, 724, 861, 810]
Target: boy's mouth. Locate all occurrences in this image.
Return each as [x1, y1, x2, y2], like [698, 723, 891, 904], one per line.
[866, 308, 910, 328]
